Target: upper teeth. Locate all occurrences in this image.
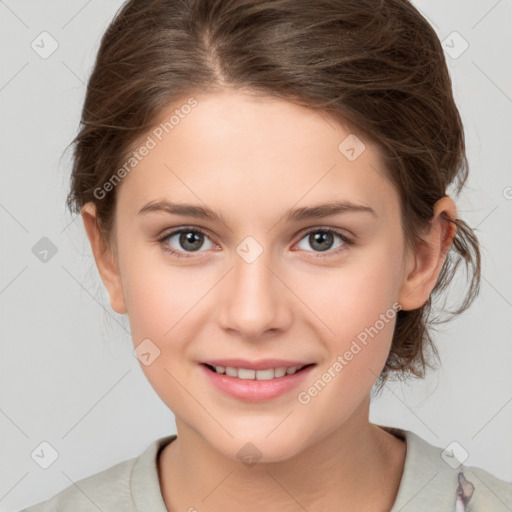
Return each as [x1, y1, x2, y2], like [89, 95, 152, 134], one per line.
[213, 365, 305, 380]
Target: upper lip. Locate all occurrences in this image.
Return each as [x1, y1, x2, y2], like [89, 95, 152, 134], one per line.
[201, 359, 314, 370]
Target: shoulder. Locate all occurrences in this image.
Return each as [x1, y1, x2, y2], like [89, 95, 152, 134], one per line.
[463, 463, 512, 512]
[20, 457, 135, 512]
[19, 435, 176, 512]
[381, 426, 512, 512]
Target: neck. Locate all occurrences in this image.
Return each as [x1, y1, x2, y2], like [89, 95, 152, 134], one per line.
[158, 397, 406, 512]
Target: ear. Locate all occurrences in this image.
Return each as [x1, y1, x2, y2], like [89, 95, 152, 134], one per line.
[397, 196, 457, 311]
[81, 202, 127, 314]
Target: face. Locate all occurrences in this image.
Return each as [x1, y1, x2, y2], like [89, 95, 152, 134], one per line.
[90, 90, 417, 462]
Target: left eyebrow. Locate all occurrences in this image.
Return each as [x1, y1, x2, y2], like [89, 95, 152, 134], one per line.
[283, 201, 379, 222]
[137, 199, 378, 223]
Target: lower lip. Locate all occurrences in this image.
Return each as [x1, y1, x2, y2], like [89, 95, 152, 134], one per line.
[200, 364, 315, 402]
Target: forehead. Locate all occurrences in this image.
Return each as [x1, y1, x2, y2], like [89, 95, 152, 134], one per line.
[117, 91, 399, 224]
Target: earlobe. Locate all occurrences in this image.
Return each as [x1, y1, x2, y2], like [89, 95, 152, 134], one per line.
[398, 196, 457, 311]
[81, 202, 127, 315]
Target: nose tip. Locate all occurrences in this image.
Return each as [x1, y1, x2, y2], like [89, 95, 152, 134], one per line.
[217, 251, 292, 341]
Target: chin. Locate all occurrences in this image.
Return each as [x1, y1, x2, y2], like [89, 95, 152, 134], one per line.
[204, 424, 315, 465]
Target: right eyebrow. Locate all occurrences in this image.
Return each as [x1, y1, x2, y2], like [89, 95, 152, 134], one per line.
[138, 200, 225, 223]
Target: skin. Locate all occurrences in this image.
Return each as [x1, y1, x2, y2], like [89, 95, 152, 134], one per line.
[82, 90, 457, 511]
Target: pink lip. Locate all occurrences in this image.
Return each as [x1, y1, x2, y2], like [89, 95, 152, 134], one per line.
[200, 362, 315, 402]
[201, 358, 312, 371]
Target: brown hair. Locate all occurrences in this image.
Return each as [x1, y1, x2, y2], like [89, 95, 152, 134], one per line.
[65, 0, 481, 393]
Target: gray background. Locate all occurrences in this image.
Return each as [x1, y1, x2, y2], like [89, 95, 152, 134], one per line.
[1, 1, 511, 510]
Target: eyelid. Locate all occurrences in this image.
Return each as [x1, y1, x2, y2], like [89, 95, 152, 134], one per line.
[294, 224, 354, 242]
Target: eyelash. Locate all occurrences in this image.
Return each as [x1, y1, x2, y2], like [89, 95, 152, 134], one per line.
[156, 227, 354, 259]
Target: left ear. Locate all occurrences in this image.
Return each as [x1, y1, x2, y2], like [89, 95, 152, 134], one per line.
[398, 196, 457, 311]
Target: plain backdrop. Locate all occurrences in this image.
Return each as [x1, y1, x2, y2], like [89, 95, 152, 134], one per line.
[1, 1, 511, 511]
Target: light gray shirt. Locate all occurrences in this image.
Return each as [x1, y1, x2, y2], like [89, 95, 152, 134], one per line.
[20, 426, 512, 511]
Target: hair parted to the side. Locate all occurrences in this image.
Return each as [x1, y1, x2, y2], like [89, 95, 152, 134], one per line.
[65, 0, 481, 393]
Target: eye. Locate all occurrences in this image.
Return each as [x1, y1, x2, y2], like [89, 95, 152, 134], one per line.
[295, 228, 352, 257]
[157, 226, 353, 259]
[158, 228, 215, 258]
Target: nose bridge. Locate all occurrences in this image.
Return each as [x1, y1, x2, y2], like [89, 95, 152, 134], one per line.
[218, 235, 290, 338]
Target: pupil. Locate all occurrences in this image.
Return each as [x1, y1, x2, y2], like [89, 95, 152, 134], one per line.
[180, 231, 202, 251]
[311, 232, 333, 251]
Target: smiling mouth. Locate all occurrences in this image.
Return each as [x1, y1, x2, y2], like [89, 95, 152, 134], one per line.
[202, 363, 315, 380]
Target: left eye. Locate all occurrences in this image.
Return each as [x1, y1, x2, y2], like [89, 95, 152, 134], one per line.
[295, 228, 349, 254]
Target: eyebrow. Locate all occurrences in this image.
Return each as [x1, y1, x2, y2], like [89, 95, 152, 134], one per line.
[137, 200, 378, 222]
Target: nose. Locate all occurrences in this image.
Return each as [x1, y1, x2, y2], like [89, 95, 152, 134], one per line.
[217, 246, 293, 341]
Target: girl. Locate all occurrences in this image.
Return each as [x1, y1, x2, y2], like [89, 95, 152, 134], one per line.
[21, 0, 511, 511]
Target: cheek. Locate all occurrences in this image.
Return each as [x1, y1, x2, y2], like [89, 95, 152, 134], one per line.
[294, 269, 401, 430]
[300, 241, 403, 341]
[119, 245, 219, 395]
[120, 240, 211, 342]
[294, 239, 403, 387]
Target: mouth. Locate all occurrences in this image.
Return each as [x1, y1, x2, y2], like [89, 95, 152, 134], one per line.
[202, 363, 315, 380]
[199, 359, 316, 402]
